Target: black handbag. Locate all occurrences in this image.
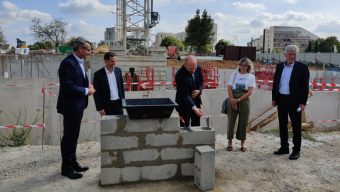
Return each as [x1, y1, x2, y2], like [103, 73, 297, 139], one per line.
[221, 98, 229, 114]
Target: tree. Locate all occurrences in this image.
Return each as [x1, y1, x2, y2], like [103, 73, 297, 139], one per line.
[217, 39, 233, 46]
[160, 36, 185, 51]
[30, 18, 67, 51]
[0, 27, 6, 44]
[64, 36, 80, 47]
[29, 41, 54, 50]
[306, 37, 340, 53]
[185, 9, 214, 54]
[320, 36, 338, 52]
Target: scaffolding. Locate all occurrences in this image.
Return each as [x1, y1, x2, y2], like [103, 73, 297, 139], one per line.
[115, 0, 159, 55]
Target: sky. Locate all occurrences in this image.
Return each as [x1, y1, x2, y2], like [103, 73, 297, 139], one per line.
[1, 0, 340, 47]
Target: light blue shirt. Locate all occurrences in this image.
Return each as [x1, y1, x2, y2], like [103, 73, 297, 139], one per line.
[279, 63, 294, 95]
[73, 53, 88, 95]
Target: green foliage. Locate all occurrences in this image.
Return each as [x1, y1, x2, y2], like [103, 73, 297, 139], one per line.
[64, 36, 80, 47]
[185, 9, 214, 54]
[160, 36, 185, 51]
[0, 107, 43, 147]
[306, 36, 340, 53]
[215, 39, 233, 52]
[217, 39, 233, 46]
[0, 27, 6, 44]
[29, 41, 54, 50]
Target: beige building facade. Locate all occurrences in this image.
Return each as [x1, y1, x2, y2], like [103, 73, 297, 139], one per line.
[248, 26, 319, 53]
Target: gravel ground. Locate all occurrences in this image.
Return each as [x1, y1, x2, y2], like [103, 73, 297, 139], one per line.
[0, 131, 339, 192]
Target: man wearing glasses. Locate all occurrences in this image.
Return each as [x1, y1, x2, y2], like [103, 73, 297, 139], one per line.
[57, 37, 95, 179]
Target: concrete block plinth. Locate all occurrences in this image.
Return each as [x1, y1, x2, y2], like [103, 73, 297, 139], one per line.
[180, 127, 215, 146]
[141, 164, 177, 180]
[194, 145, 215, 191]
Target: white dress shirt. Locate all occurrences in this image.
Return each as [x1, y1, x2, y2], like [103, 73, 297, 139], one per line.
[279, 63, 294, 95]
[73, 53, 88, 95]
[105, 67, 120, 100]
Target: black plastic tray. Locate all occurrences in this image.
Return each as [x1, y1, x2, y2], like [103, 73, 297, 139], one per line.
[122, 98, 178, 119]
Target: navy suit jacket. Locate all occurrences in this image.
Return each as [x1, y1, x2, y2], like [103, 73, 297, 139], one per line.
[93, 67, 125, 111]
[175, 65, 203, 115]
[57, 54, 89, 115]
[272, 61, 310, 106]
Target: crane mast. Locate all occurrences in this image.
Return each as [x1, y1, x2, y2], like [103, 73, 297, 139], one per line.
[115, 0, 159, 55]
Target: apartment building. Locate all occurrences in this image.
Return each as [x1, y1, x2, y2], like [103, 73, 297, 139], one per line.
[99, 27, 117, 47]
[248, 26, 319, 53]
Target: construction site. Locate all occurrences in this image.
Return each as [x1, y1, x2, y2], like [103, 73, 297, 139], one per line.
[0, 0, 340, 192]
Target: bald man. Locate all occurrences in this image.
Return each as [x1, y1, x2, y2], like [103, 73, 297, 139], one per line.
[175, 55, 204, 127]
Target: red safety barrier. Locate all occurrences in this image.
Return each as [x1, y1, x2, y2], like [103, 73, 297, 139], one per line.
[124, 67, 154, 91]
[255, 64, 275, 91]
[0, 123, 45, 129]
[202, 64, 218, 89]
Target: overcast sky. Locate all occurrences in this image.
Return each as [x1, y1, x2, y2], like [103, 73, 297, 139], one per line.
[1, 0, 340, 47]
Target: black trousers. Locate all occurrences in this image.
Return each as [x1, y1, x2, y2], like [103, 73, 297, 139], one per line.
[277, 94, 302, 152]
[105, 99, 123, 115]
[179, 103, 201, 127]
[61, 111, 83, 171]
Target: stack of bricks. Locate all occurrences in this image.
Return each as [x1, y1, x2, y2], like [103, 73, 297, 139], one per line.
[100, 115, 215, 185]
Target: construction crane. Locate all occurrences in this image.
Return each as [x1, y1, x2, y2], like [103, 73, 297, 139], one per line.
[115, 0, 159, 55]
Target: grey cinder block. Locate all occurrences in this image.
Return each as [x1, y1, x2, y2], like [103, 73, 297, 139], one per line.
[145, 133, 179, 146]
[101, 151, 118, 166]
[125, 119, 160, 132]
[161, 148, 194, 160]
[122, 167, 141, 182]
[181, 163, 194, 176]
[100, 168, 121, 185]
[141, 164, 177, 180]
[101, 136, 138, 150]
[123, 149, 159, 164]
[101, 116, 119, 134]
[180, 127, 215, 145]
[160, 117, 179, 132]
[194, 145, 215, 191]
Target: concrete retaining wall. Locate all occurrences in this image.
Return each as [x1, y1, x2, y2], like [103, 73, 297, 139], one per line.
[99, 116, 215, 185]
[257, 52, 340, 66]
[0, 78, 339, 145]
[0, 55, 167, 86]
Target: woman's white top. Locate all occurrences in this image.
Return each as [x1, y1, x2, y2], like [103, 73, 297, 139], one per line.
[228, 71, 256, 92]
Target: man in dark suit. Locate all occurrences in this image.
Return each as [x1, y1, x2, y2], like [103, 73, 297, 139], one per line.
[175, 55, 204, 127]
[57, 37, 95, 179]
[93, 52, 125, 115]
[272, 45, 310, 160]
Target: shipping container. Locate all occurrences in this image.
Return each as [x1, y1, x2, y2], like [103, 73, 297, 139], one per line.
[223, 46, 256, 61]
